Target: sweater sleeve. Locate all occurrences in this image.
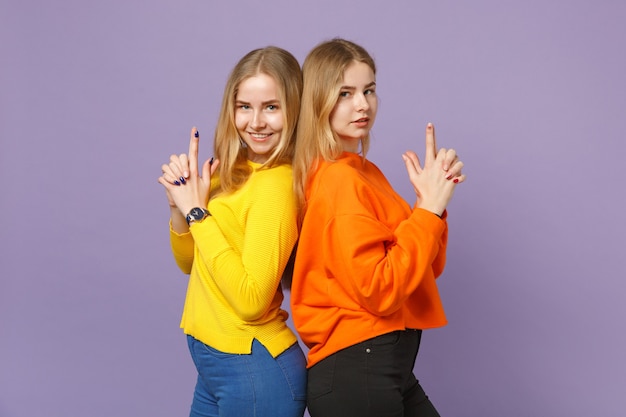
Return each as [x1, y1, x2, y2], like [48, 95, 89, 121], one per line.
[317, 166, 447, 317]
[188, 172, 298, 322]
[169, 221, 195, 274]
[431, 210, 448, 278]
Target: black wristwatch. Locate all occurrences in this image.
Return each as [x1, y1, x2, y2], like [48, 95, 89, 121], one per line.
[185, 207, 211, 225]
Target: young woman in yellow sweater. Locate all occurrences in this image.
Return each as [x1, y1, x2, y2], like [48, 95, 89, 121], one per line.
[158, 47, 306, 417]
[291, 39, 466, 416]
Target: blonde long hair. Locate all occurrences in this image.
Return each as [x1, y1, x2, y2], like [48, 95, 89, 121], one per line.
[293, 38, 376, 218]
[212, 46, 302, 197]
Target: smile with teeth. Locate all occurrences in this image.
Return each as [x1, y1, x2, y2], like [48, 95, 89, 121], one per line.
[249, 132, 273, 140]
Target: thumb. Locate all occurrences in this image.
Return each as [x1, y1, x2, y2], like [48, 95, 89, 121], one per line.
[201, 158, 212, 181]
[403, 151, 423, 174]
[209, 158, 220, 176]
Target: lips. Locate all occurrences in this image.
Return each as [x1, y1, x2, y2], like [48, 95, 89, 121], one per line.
[352, 117, 369, 127]
[248, 132, 273, 141]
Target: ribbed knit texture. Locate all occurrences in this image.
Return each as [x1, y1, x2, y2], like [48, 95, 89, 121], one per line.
[170, 162, 298, 358]
[291, 152, 449, 368]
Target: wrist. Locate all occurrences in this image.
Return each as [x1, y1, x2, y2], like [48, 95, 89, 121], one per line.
[185, 207, 211, 226]
[416, 202, 445, 218]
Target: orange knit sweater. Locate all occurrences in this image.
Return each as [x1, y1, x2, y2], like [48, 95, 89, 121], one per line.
[291, 152, 448, 368]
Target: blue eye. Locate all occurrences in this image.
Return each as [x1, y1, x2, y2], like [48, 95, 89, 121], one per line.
[339, 91, 350, 98]
[267, 104, 278, 111]
[364, 89, 375, 95]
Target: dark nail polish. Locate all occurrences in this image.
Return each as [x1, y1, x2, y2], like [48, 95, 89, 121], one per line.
[179, 177, 186, 184]
[209, 157, 214, 165]
[194, 131, 199, 138]
[174, 180, 181, 186]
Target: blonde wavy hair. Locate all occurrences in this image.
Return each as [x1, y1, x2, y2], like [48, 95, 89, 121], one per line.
[212, 46, 302, 197]
[293, 38, 376, 218]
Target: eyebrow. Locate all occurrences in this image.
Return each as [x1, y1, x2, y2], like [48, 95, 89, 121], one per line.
[339, 81, 377, 90]
[235, 99, 280, 105]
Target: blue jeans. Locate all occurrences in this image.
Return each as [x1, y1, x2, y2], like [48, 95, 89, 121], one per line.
[187, 335, 307, 417]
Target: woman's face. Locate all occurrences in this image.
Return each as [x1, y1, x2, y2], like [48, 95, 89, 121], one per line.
[235, 73, 284, 163]
[329, 61, 378, 153]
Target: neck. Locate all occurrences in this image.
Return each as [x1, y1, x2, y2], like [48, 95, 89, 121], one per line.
[340, 138, 361, 153]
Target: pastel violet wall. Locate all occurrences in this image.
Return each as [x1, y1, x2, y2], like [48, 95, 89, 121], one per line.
[1, 1, 625, 416]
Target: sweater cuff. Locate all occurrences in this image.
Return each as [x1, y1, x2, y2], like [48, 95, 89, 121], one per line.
[414, 208, 447, 221]
[411, 208, 448, 235]
[169, 219, 191, 237]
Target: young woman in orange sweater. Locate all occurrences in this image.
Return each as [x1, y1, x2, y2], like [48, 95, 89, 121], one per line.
[291, 38, 466, 416]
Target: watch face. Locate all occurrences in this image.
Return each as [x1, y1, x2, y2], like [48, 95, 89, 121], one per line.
[190, 208, 204, 220]
[186, 207, 209, 225]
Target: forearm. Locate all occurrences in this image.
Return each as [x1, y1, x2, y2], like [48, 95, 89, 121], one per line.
[431, 211, 448, 277]
[328, 209, 446, 315]
[169, 225, 194, 274]
[170, 206, 189, 234]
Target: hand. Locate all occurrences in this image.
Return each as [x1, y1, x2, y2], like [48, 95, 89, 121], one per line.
[158, 127, 220, 216]
[401, 123, 466, 216]
[161, 152, 190, 209]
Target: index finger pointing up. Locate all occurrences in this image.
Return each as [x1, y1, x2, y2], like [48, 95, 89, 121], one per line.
[424, 122, 438, 166]
[188, 127, 200, 176]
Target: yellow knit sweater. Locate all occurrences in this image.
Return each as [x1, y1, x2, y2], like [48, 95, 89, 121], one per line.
[170, 162, 298, 357]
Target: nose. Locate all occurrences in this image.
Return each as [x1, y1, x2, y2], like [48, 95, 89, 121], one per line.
[355, 93, 369, 112]
[250, 110, 266, 129]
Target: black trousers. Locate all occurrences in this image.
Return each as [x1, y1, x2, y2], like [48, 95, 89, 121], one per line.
[306, 330, 441, 417]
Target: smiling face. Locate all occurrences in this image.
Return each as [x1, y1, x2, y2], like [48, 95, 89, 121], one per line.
[235, 73, 284, 163]
[329, 60, 378, 153]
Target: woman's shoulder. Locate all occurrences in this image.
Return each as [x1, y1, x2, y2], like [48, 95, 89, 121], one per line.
[305, 159, 361, 202]
[315, 154, 380, 185]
